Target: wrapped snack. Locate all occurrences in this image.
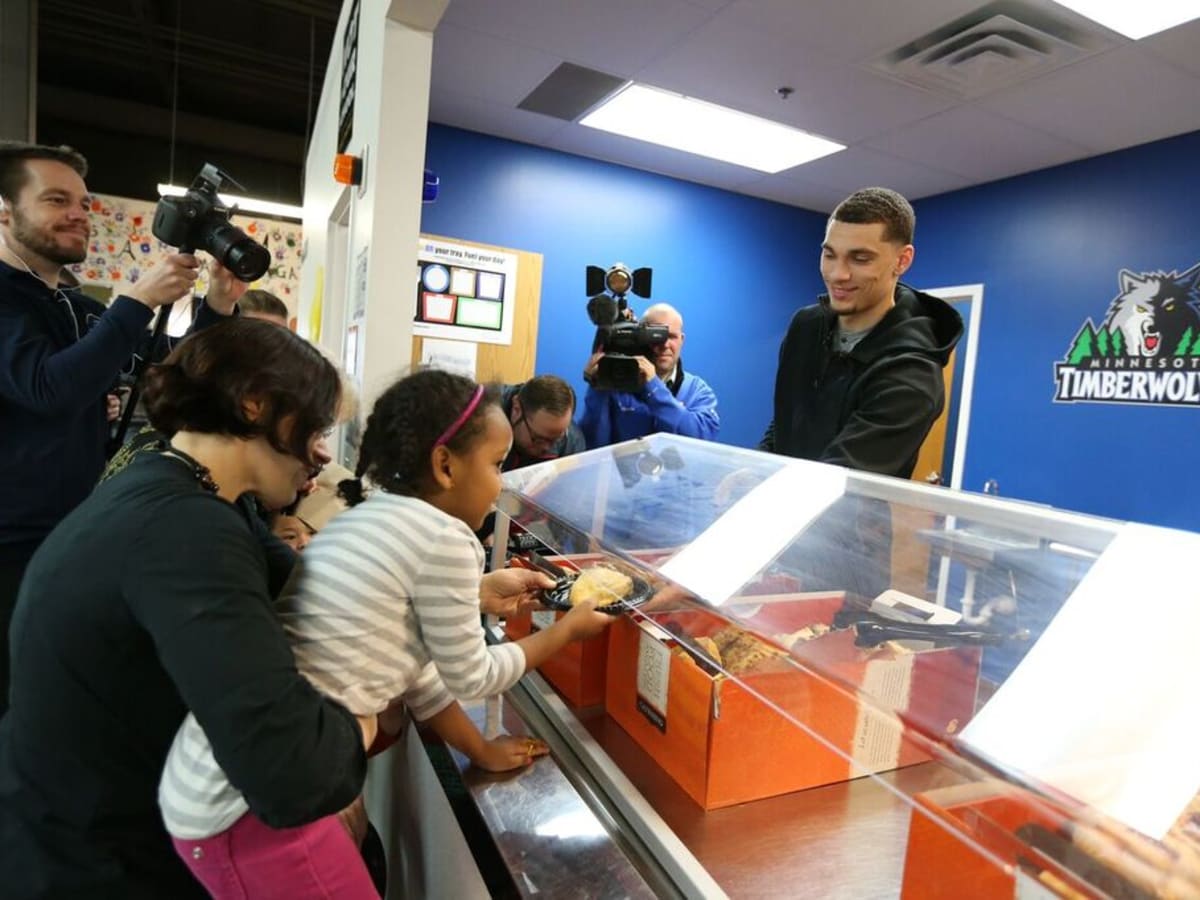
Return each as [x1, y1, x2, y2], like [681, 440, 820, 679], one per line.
[775, 623, 832, 649]
[711, 626, 783, 675]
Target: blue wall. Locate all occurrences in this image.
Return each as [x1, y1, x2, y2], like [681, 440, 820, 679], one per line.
[910, 130, 1200, 531]
[420, 125, 827, 450]
[422, 123, 1200, 531]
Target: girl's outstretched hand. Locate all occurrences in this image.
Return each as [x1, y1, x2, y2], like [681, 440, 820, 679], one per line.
[561, 599, 614, 640]
[479, 567, 556, 616]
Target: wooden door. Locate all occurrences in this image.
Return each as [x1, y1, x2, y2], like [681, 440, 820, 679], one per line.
[889, 345, 957, 597]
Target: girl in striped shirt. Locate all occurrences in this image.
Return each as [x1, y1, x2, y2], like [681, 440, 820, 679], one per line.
[160, 369, 611, 899]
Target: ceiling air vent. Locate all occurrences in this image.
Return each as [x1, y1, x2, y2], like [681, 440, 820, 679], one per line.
[518, 63, 628, 121]
[869, 1, 1118, 99]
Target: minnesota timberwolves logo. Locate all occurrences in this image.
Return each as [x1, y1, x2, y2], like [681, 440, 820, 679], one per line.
[1054, 262, 1200, 406]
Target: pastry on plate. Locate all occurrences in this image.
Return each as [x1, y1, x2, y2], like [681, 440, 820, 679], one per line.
[569, 565, 633, 608]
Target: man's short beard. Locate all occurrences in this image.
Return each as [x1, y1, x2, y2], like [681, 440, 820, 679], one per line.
[9, 207, 87, 265]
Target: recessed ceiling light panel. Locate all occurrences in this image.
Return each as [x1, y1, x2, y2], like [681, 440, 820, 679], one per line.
[580, 84, 844, 174]
[1050, 1, 1198, 39]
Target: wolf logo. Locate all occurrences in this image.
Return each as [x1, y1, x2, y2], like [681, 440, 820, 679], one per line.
[1056, 261, 1200, 406]
[1102, 263, 1200, 358]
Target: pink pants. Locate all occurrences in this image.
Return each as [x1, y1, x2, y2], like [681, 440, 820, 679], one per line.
[172, 811, 379, 900]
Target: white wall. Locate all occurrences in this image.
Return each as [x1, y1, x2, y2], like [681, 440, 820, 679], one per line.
[300, 7, 456, 890]
[300, 0, 449, 414]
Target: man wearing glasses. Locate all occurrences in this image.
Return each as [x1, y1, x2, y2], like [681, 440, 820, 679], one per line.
[500, 374, 584, 471]
[477, 375, 584, 555]
[580, 302, 719, 448]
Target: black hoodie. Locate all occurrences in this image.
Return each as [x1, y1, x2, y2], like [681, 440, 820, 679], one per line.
[760, 283, 962, 479]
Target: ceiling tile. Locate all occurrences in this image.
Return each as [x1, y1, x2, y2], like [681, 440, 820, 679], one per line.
[863, 105, 1093, 182]
[782, 147, 971, 199]
[736, 175, 852, 213]
[440, 0, 715, 76]
[431, 24, 563, 106]
[637, 17, 958, 145]
[428, 89, 569, 147]
[977, 44, 1200, 153]
[713, 0, 988, 59]
[637, 16, 836, 108]
[782, 66, 961, 144]
[1140, 18, 1200, 79]
[545, 124, 760, 191]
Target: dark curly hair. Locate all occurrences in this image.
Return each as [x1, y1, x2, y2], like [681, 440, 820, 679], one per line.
[142, 318, 340, 467]
[342, 369, 501, 505]
[831, 187, 915, 245]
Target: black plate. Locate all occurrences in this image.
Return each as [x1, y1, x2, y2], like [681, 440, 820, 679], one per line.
[540, 569, 654, 616]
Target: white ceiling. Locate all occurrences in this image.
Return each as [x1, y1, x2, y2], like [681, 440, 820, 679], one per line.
[427, 0, 1200, 211]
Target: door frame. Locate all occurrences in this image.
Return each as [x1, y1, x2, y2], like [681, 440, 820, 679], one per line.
[924, 283, 983, 491]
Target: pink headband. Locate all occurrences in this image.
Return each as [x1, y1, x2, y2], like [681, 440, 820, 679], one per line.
[434, 384, 485, 447]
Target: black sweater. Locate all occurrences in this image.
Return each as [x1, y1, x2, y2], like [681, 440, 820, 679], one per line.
[0, 454, 366, 899]
[0, 260, 225, 546]
[760, 284, 962, 479]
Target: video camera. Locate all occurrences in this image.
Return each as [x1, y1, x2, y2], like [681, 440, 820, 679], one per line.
[585, 262, 667, 393]
[152, 164, 271, 282]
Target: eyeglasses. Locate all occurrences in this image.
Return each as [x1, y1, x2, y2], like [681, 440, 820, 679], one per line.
[515, 414, 564, 449]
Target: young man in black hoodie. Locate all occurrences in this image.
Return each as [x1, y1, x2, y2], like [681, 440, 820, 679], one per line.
[760, 187, 962, 599]
[761, 187, 961, 477]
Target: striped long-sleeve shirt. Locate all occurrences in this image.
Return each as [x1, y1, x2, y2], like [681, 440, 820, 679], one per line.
[158, 492, 526, 839]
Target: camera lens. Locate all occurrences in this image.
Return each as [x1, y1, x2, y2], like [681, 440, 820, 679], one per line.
[203, 221, 271, 282]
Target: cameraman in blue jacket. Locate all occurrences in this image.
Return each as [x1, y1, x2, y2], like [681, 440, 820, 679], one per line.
[579, 302, 719, 448]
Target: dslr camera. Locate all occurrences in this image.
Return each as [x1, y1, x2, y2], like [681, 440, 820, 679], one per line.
[152, 164, 271, 282]
[585, 262, 668, 393]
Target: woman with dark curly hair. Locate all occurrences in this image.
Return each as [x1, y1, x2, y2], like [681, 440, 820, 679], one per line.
[0, 318, 375, 899]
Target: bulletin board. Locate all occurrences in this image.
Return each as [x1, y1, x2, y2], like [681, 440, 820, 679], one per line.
[415, 237, 518, 345]
[411, 234, 542, 384]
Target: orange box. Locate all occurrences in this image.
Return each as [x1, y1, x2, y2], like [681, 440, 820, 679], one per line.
[504, 551, 675, 708]
[604, 595, 981, 810]
[901, 783, 1085, 899]
[505, 606, 609, 707]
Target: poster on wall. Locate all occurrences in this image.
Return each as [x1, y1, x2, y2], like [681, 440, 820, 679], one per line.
[1054, 260, 1200, 407]
[414, 237, 517, 346]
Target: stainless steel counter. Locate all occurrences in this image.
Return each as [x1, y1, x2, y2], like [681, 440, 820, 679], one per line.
[435, 690, 658, 899]
[419, 666, 966, 900]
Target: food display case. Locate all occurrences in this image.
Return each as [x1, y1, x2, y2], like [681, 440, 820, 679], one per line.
[418, 433, 1200, 899]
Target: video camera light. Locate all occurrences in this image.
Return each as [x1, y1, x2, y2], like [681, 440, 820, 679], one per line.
[584, 261, 667, 393]
[586, 263, 651, 302]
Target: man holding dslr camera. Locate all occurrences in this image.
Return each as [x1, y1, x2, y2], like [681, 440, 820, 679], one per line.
[579, 302, 719, 448]
[0, 142, 245, 711]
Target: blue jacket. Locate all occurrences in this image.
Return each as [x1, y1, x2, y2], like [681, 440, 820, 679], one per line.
[0, 260, 225, 544]
[579, 363, 719, 449]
